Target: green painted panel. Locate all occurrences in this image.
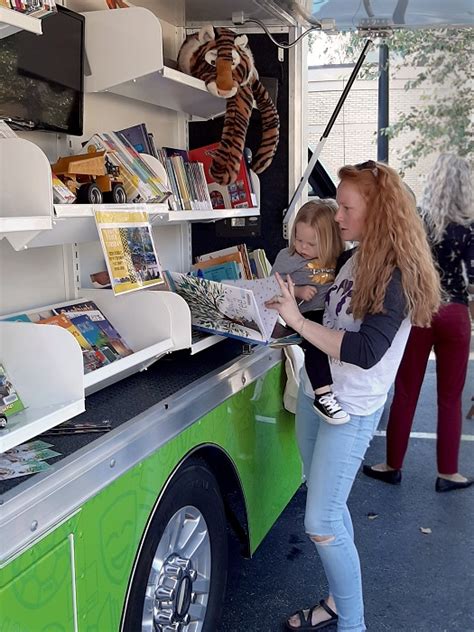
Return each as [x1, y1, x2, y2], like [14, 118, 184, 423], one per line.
[0, 537, 75, 631]
[1, 363, 302, 630]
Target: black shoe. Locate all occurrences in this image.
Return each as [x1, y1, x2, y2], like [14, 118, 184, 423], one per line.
[435, 477, 474, 493]
[362, 464, 402, 485]
[313, 392, 350, 424]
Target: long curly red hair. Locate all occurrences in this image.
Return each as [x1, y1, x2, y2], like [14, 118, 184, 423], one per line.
[338, 162, 441, 327]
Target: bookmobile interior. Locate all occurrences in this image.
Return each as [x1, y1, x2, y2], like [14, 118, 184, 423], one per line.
[0, 1, 307, 630]
[0, 1, 470, 630]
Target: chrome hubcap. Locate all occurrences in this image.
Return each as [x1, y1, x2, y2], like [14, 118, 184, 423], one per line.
[141, 506, 211, 632]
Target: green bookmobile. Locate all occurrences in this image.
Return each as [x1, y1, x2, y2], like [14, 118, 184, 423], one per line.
[0, 2, 467, 631]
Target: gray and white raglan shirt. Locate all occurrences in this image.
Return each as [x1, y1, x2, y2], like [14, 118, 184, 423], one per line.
[301, 248, 412, 416]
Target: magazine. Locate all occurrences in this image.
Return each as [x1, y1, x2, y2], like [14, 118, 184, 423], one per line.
[94, 208, 165, 295]
[166, 272, 281, 344]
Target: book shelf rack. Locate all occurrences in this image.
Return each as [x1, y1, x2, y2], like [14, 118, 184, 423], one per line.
[0, 140, 260, 249]
[83, 8, 226, 119]
[0, 287, 192, 450]
[0, 321, 85, 452]
[0, 138, 53, 250]
[0, 7, 43, 39]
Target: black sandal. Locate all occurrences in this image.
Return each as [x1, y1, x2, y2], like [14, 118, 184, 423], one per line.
[285, 599, 338, 630]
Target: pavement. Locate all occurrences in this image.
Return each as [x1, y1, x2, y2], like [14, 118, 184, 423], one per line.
[219, 350, 474, 632]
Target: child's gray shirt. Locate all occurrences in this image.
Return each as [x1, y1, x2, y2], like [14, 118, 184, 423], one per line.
[271, 247, 332, 313]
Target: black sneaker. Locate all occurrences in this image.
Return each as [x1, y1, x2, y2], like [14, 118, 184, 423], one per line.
[313, 392, 350, 424]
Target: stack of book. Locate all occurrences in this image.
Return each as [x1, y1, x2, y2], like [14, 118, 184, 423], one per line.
[3, 301, 134, 375]
[193, 244, 253, 281]
[0, 0, 56, 17]
[85, 132, 171, 204]
[249, 249, 272, 279]
[156, 147, 212, 211]
[108, 122, 257, 212]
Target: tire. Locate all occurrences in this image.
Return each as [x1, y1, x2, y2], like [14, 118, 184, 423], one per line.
[76, 182, 102, 204]
[122, 459, 228, 632]
[103, 183, 127, 204]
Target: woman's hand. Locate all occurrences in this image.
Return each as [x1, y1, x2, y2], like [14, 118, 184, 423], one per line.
[265, 273, 305, 332]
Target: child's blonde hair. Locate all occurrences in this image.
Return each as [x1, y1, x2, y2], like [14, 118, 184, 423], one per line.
[289, 199, 344, 268]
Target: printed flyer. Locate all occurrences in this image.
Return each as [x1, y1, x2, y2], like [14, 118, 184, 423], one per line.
[94, 208, 164, 295]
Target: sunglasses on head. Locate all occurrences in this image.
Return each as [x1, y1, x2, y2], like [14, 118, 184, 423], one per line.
[355, 160, 378, 177]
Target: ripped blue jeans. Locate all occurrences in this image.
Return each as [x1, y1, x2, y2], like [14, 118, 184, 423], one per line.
[295, 385, 383, 632]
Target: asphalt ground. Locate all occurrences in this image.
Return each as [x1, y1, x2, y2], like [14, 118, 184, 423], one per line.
[219, 352, 474, 632]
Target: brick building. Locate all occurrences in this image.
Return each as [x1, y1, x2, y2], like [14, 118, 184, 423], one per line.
[307, 64, 439, 200]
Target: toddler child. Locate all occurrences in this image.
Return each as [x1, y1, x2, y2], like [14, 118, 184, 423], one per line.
[271, 200, 349, 424]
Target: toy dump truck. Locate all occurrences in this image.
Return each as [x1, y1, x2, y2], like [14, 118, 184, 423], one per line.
[51, 150, 127, 204]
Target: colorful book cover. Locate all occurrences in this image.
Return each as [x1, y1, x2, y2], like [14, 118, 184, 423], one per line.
[166, 272, 280, 344]
[188, 143, 255, 210]
[94, 209, 165, 295]
[1, 313, 31, 322]
[116, 123, 153, 155]
[38, 313, 92, 350]
[66, 315, 112, 357]
[55, 301, 133, 358]
[0, 363, 25, 417]
[192, 261, 241, 282]
[196, 244, 253, 280]
[191, 253, 244, 279]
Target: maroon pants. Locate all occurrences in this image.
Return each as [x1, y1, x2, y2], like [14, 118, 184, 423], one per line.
[386, 302, 471, 474]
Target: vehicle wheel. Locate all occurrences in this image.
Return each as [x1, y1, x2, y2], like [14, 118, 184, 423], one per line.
[122, 459, 228, 632]
[103, 183, 127, 204]
[76, 182, 102, 204]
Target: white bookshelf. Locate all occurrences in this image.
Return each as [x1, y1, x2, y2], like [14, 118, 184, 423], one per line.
[0, 322, 85, 452]
[2, 289, 192, 399]
[79, 289, 191, 394]
[0, 7, 43, 39]
[0, 145, 259, 249]
[0, 138, 54, 250]
[82, 8, 226, 119]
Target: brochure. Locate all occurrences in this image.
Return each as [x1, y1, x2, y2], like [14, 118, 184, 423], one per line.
[94, 208, 165, 295]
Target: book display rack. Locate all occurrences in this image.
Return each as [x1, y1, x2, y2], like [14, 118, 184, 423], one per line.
[83, 8, 227, 119]
[0, 5, 264, 450]
[0, 6, 44, 39]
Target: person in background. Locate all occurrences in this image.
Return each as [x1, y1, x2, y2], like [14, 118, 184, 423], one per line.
[266, 160, 440, 632]
[363, 153, 473, 492]
[271, 200, 348, 423]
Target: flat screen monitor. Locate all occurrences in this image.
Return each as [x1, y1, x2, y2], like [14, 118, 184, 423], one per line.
[0, 5, 84, 135]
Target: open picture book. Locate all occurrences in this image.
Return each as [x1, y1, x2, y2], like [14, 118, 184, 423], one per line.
[165, 272, 292, 344]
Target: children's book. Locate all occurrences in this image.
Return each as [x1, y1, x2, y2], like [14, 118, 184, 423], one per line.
[249, 248, 272, 279]
[94, 208, 165, 295]
[192, 261, 241, 282]
[188, 143, 255, 210]
[55, 300, 133, 358]
[116, 123, 153, 156]
[196, 244, 252, 280]
[191, 253, 244, 280]
[64, 314, 116, 363]
[37, 313, 92, 350]
[0, 363, 25, 417]
[37, 313, 111, 372]
[165, 272, 281, 344]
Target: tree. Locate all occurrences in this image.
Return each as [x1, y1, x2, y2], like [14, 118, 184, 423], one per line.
[309, 28, 473, 172]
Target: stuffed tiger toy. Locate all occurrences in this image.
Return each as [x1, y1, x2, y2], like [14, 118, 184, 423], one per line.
[178, 26, 279, 185]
